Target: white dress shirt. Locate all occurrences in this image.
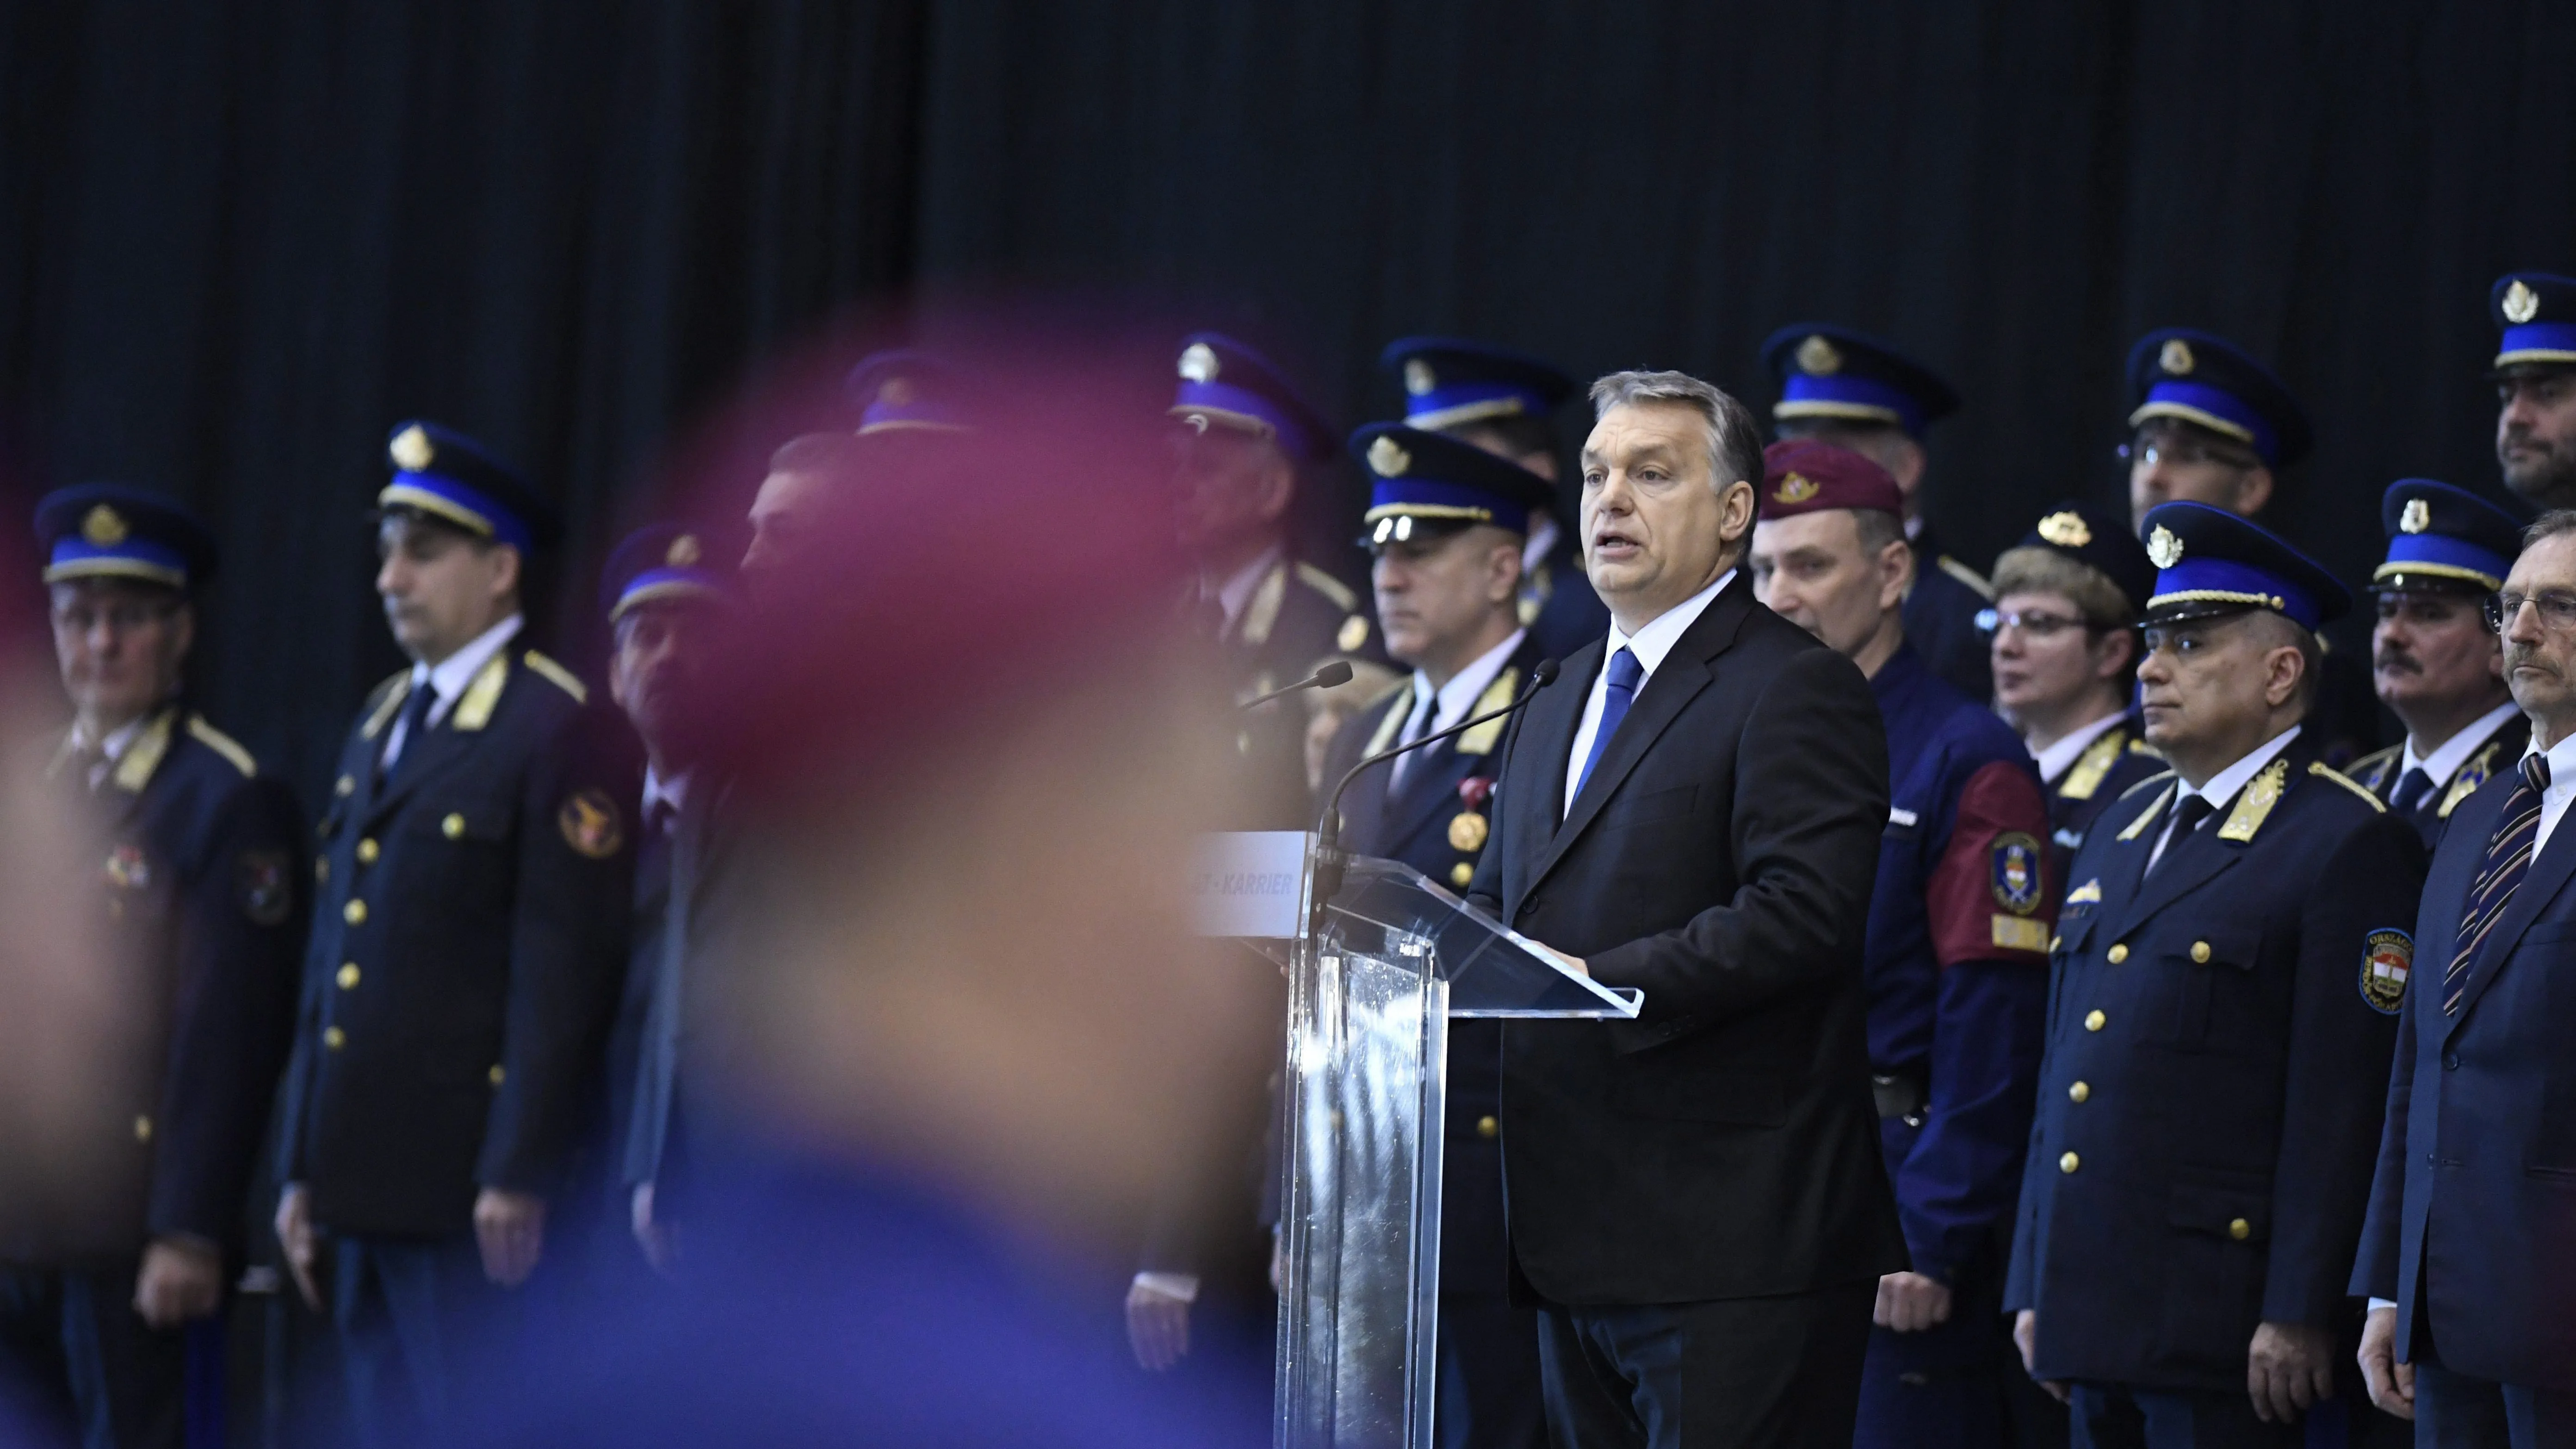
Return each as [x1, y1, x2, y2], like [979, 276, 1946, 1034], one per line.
[2030, 710, 2131, 788]
[2147, 725, 2301, 871]
[1562, 570, 1736, 817]
[2523, 728, 2576, 859]
[1523, 515, 1560, 576]
[2400, 699, 2523, 790]
[1392, 629, 1527, 787]
[642, 766, 692, 831]
[379, 614, 523, 772]
[1201, 545, 1283, 638]
[73, 712, 154, 793]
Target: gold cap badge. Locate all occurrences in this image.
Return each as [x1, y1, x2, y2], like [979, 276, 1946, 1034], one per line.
[1403, 359, 1437, 396]
[390, 425, 435, 471]
[2159, 338, 2196, 376]
[666, 533, 701, 567]
[80, 505, 129, 547]
[1795, 334, 1842, 375]
[2036, 511, 2092, 548]
[1178, 342, 1219, 383]
[2147, 525, 2184, 569]
[1772, 472, 1820, 505]
[878, 377, 916, 407]
[1367, 436, 1411, 477]
[2505, 279, 2541, 325]
[2399, 498, 2431, 535]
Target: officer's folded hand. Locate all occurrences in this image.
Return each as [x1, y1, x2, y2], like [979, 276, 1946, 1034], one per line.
[2356, 1306, 2414, 1420]
[2247, 1319, 2335, 1423]
[133, 1236, 223, 1329]
[2012, 1310, 2068, 1402]
[1872, 1270, 1952, 1332]
[473, 1187, 547, 1288]
[273, 1183, 322, 1310]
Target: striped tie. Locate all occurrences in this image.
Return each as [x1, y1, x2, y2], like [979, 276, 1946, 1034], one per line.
[2446, 753, 2553, 1014]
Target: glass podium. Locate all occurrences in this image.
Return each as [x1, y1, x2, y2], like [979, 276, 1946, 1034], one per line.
[1194, 832, 1642, 1449]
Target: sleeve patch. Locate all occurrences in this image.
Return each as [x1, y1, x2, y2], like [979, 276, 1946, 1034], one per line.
[558, 789, 625, 859]
[1991, 832, 2045, 915]
[1992, 915, 2050, 952]
[239, 850, 292, 926]
[2362, 929, 2411, 1015]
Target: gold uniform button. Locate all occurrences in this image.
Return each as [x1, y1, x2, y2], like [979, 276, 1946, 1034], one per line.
[2049, 935, 2062, 953]
[488, 1065, 507, 1087]
[337, 964, 360, 990]
[2191, 941, 2212, 964]
[442, 813, 466, 840]
[335, 774, 355, 798]
[2229, 1217, 2251, 1241]
[2059, 1151, 2080, 1174]
[133, 1115, 152, 1143]
[2069, 1081, 2090, 1103]
[2106, 944, 2129, 964]
[343, 898, 367, 926]
[1450, 862, 1474, 888]
[323, 1026, 346, 1051]
[2084, 1009, 2106, 1032]
[356, 838, 380, 865]
[1476, 1115, 1499, 1139]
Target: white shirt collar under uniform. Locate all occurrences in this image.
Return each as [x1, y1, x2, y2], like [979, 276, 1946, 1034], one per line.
[642, 766, 692, 826]
[2148, 724, 2301, 869]
[2031, 710, 2130, 787]
[1393, 628, 1526, 787]
[2401, 699, 2522, 787]
[1204, 545, 1282, 635]
[382, 613, 523, 768]
[1562, 569, 1736, 817]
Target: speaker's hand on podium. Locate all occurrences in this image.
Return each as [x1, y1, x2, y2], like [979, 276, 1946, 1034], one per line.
[1534, 942, 1588, 978]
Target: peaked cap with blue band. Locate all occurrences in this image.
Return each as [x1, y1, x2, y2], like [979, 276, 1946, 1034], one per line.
[2125, 328, 2313, 469]
[844, 350, 975, 435]
[1348, 423, 1555, 544]
[2490, 272, 2576, 374]
[601, 522, 738, 623]
[35, 484, 216, 593]
[1377, 336, 1574, 431]
[1168, 332, 1332, 462]
[1759, 322, 1961, 438]
[2014, 500, 2156, 618]
[378, 422, 557, 553]
[2373, 479, 2523, 594]
[2139, 500, 2349, 632]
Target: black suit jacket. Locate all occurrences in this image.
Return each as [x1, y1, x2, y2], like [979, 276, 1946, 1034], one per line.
[279, 647, 638, 1237]
[1465, 581, 1904, 1305]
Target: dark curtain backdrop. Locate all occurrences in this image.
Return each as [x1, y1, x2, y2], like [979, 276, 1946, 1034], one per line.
[5, 0, 2573, 803]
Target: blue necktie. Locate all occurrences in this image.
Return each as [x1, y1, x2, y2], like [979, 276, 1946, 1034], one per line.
[1573, 647, 1643, 800]
[2390, 767, 2434, 815]
[2447, 752, 2551, 1014]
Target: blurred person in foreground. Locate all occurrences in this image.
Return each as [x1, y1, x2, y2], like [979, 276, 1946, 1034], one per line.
[455, 346, 1273, 1447]
[271, 424, 637, 1446]
[1462, 371, 1900, 1447]
[0, 487, 305, 1448]
[2353, 510, 2576, 1442]
[1750, 442, 2055, 1448]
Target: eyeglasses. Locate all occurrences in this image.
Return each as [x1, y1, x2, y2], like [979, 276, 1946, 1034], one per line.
[2484, 592, 2576, 632]
[51, 601, 177, 635]
[1976, 607, 2093, 639]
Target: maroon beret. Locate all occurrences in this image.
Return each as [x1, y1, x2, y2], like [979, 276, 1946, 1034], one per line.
[1758, 439, 1902, 521]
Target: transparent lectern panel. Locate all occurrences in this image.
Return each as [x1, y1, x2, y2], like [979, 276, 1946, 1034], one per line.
[1322, 855, 1642, 1018]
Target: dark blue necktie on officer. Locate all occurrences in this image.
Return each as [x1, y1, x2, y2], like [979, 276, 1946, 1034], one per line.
[377, 681, 436, 784]
[2448, 753, 2551, 1014]
[2390, 767, 2435, 815]
[1573, 647, 1643, 799]
[2148, 792, 2215, 875]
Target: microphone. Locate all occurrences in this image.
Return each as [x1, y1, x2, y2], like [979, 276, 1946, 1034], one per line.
[1238, 660, 1355, 712]
[1310, 658, 1559, 910]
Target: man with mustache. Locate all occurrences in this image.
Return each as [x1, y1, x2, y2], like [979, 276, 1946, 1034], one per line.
[2006, 503, 2425, 1446]
[2491, 273, 2576, 511]
[2353, 509, 2576, 1441]
[2347, 481, 2526, 848]
[1749, 440, 2056, 1449]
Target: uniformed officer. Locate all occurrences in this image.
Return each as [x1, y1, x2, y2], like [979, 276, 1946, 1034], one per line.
[1378, 337, 1610, 661]
[1988, 501, 2164, 875]
[1748, 440, 2056, 1446]
[2491, 272, 2576, 511]
[0, 487, 304, 1449]
[1168, 332, 1380, 829]
[595, 525, 733, 1276]
[2124, 328, 2380, 766]
[2006, 502, 2426, 1446]
[271, 423, 638, 1445]
[1317, 422, 1555, 1449]
[1761, 322, 1992, 702]
[2347, 480, 2526, 847]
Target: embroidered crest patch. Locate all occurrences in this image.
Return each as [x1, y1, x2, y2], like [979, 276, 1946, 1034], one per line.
[558, 789, 625, 860]
[239, 850, 291, 926]
[104, 843, 150, 891]
[1990, 833, 2045, 915]
[2361, 929, 2411, 1015]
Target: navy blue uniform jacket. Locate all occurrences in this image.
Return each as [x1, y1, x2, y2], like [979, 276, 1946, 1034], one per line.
[2353, 763, 2576, 1389]
[278, 648, 638, 1237]
[2041, 712, 2164, 881]
[1907, 526, 1993, 706]
[2006, 737, 2423, 1392]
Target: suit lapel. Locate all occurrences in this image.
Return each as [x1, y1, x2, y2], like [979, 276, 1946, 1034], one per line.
[2449, 786, 2576, 1036]
[2110, 822, 2240, 940]
[364, 659, 511, 828]
[1506, 640, 1595, 900]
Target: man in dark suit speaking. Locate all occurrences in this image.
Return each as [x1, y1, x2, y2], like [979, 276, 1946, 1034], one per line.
[1463, 370, 1904, 1447]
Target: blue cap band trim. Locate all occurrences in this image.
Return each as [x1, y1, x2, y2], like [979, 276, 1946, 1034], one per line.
[1362, 477, 1530, 536]
[2150, 558, 2319, 630]
[380, 472, 535, 554]
[2377, 533, 2511, 589]
[1403, 383, 1544, 431]
[1774, 373, 1924, 435]
[611, 567, 726, 621]
[858, 401, 971, 434]
[1171, 380, 1314, 458]
[2498, 320, 2576, 367]
[2132, 380, 2279, 464]
[45, 537, 189, 588]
